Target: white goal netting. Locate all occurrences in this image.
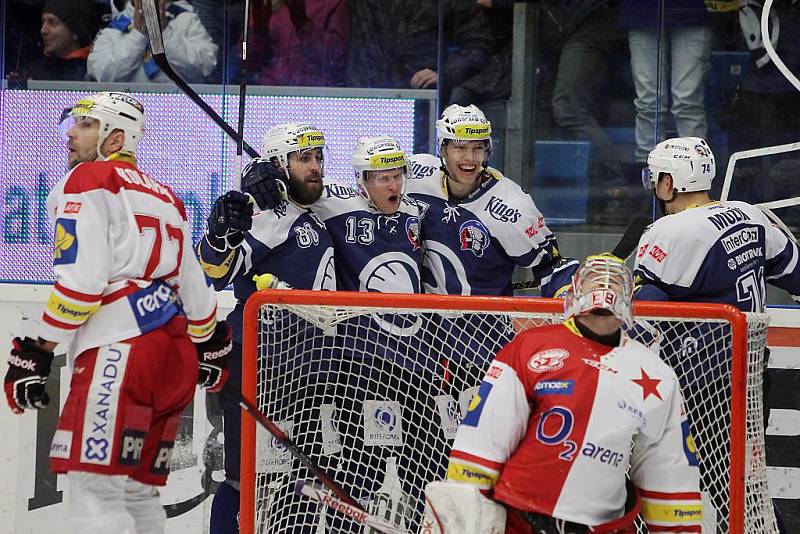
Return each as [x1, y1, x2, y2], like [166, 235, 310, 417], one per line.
[240, 294, 776, 534]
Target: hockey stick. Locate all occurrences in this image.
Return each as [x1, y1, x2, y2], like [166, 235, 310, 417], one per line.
[294, 481, 410, 534]
[609, 215, 651, 260]
[236, 0, 252, 185]
[224, 390, 361, 508]
[140, 0, 260, 158]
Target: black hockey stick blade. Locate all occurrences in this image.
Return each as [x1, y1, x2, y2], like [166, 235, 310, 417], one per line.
[610, 216, 651, 260]
[227, 390, 362, 509]
[140, 0, 259, 158]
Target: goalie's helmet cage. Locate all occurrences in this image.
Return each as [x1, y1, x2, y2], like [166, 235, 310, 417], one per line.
[643, 137, 716, 193]
[435, 104, 493, 163]
[62, 91, 146, 159]
[261, 122, 326, 176]
[352, 135, 409, 206]
[563, 255, 635, 328]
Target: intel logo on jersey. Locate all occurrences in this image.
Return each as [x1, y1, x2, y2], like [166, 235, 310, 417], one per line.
[534, 380, 574, 395]
[721, 227, 759, 254]
[485, 196, 521, 223]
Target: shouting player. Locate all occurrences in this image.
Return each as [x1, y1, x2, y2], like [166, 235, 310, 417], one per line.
[3, 91, 230, 534]
[198, 122, 336, 534]
[425, 255, 702, 534]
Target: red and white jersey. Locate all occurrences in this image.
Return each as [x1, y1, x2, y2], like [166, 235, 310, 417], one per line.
[448, 320, 702, 532]
[40, 158, 218, 365]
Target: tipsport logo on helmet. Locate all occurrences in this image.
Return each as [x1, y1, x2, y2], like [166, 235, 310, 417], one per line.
[363, 400, 403, 446]
[296, 130, 325, 148]
[453, 123, 491, 139]
[369, 152, 406, 169]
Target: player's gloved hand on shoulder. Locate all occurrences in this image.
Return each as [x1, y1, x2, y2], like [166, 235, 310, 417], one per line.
[242, 158, 286, 210]
[196, 321, 232, 392]
[4, 337, 54, 414]
[206, 191, 254, 250]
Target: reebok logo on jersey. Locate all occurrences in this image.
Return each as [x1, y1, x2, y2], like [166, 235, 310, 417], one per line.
[534, 380, 574, 395]
[9, 354, 37, 371]
[485, 196, 521, 223]
[527, 349, 569, 373]
[721, 228, 759, 253]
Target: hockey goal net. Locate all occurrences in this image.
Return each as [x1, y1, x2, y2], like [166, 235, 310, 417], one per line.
[239, 291, 776, 534]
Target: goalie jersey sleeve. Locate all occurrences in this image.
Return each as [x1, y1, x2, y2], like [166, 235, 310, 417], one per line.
[407, 153, 569, 296]
[447, 322, 701, 531]
[41, 159, 219, 364]
[633, 201, 800, 311]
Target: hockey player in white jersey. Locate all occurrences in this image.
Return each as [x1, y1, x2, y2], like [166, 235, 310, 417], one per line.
[423, 255, 702, 534]
[406, 104, 574, 298]
[3, 91, 230, 534]
[198, 122, 337, 534]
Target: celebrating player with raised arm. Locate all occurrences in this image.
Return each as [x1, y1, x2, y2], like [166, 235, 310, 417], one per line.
[3, 91, 230, 534]
[424, 255, 702, 534]
[406, 104, 576, 298]
[198, 122, 337, 533]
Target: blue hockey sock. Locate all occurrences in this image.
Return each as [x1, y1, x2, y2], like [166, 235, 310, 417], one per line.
[210, 480, 240, 534]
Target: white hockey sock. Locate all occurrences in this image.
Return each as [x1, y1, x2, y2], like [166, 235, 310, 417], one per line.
[66, 472, 137, 534]
[125, 478, 167, 534]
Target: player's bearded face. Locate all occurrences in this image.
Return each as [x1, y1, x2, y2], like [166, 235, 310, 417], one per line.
[66, 117, 100, 169]
[443, 140, 487, 194]
[365, 168, 404, 214]
[287, 148, 324, 204]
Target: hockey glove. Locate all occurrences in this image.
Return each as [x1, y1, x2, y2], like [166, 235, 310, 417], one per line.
[4, 337, 54, 414]
[196, 321, 232, 392]
[206, 191, 254, 250]
[242, 158, 286, 210]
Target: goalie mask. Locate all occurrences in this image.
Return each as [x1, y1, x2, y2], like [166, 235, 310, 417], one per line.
[564, 255, 634, 328]
[60, 91, 145, 159]
[642, 137, 715, 194]
[352, 136, 409, 211]
[435, 104, 493, 166]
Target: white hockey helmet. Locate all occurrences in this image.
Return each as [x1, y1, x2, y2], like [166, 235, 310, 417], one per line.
[261, 122, 326, 170]
[563, 255, 634, 328]
[435, 104, 493, 156]
[352, 135, 409, 202]
[642, 137, 716, 193]
[61, 91, 146, 158]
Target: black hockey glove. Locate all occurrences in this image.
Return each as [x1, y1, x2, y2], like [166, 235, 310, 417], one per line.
[197, 321, 232, 392]
[4, 337, 54, 414]
[206, 191, 254, 250]
[242, 158, 286, 210]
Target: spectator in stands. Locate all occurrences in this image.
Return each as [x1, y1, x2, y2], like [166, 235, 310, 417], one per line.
[347, 0, 493, 103]
[248, 0, 349, 87]
[620, 0, 712, 163]
[550, 1, 630, 221]
[88, 0, 217, 83]
[10, 0, 99, 81]
[190, 0, 244, 83]
[728, 0, 800, 209]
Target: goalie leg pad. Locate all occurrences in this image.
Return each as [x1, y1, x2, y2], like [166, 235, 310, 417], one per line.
[66, 472, 137, 533]
[421, 480, 506, 534]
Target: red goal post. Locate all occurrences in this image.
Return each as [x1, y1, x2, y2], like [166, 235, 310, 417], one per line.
[240, 290, 775, 534]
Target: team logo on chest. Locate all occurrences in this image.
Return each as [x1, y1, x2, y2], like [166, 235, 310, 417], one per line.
[527, 348, 569, 373]
[405, 217, 420, 250]
[458, 219, 490, 257]
[294, 222, 321, 248]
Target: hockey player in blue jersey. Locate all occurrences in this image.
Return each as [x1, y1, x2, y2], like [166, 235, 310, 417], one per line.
[406, 104, 575, 298]
[199, 122, 337, 534]
[635, 136, 799, 532]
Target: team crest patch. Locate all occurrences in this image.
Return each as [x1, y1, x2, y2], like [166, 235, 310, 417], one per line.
[53, 218, 78, 265]
[458, 219, 490, 257]
[406, 217, 420, 250]
[527, 349, 569, 373]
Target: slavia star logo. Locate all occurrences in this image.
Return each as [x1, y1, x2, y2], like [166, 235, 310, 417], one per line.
[631, 368, 662, 401]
